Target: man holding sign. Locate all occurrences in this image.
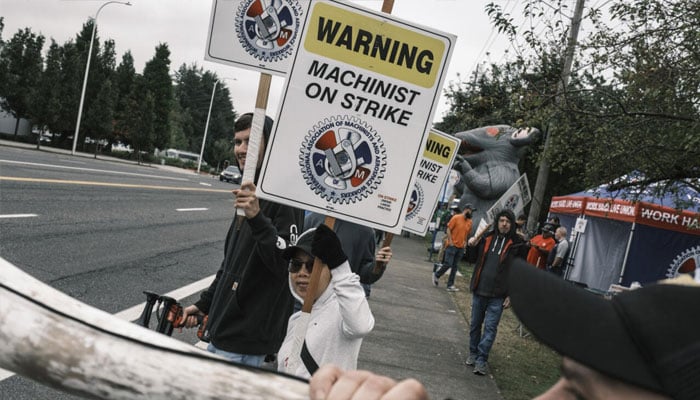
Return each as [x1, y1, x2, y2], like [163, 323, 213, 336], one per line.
[181, 113, 304, 367]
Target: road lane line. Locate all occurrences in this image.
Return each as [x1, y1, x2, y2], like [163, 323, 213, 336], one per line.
[0, 214, 38, 219]
[0, 159, 189, 181]
[0, 274, 215, 382]
[176, 208, 209, 212]
[0, 177, 231, 193]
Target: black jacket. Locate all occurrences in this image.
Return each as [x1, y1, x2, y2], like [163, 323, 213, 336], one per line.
[195, 199, 303, 355]
[470, 231, 525, 298]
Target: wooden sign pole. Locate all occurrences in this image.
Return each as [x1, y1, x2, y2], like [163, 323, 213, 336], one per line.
[237, 73, 272, 219]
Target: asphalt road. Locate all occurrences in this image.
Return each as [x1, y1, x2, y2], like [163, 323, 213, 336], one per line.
[0, 145, 238, 399]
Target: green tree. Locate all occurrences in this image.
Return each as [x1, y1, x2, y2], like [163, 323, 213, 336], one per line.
[0, 27, 45, 135]
[113, 51, 136, 146]
[53, 41, 83, 146]
[450, 0, 700, 213]
[167, 99, 190, 150]
[143, 43, 172, 151]
[123, 76, 154, 164]
[172, 63, 237, 165]
[84, 79, 114, 155]
[33, 40, 62, 140]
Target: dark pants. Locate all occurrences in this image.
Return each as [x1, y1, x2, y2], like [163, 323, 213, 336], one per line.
[436, 245, 464, 287]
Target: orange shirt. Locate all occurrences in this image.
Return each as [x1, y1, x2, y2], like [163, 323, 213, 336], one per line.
[527, 234, 556, 269]
[447, 214, 473, 248]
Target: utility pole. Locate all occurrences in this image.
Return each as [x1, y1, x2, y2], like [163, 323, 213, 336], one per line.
[527, 0, 587, 234]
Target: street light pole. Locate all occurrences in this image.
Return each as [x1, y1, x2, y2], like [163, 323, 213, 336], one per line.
[197, 77, 235, 174]
[71, 1, 131, 156]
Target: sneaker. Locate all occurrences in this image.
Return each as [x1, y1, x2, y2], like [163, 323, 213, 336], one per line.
[473, 362, 488, 376]
[465, 354, 477, 366]
[446, 286, 459, 292]
[432, 273, 439, 287]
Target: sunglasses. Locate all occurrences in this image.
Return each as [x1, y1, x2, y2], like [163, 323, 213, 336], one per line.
[288, 258, 315, 273]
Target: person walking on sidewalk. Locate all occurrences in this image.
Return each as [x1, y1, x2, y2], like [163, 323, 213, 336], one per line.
[433, 204, 474, 291]
[467, 209, 523, 375]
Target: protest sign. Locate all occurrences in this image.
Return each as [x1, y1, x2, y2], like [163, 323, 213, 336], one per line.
[485, 173, 532, 223]
[257, 0, 455, 234]
[205, 0, 311, 76]
[403, 130, 460, 236]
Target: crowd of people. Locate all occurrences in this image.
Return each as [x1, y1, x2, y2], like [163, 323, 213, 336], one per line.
[180, 112, 699, 400]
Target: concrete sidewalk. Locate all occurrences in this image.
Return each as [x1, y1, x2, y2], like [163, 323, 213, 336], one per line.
[359, 233, 504, 400]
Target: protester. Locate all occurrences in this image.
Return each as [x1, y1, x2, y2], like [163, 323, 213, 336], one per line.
[515, 214, 528, 241]
[466, 209, 523, 375]
[305, 212, 392, 298]
[180, 113, 304, 367]
[433, 203, 474, 291]
[277, 225, 374, 378]
[434, 199, 461, 267]
[545, 226, 569, 277]
[309, 262, 700, 400]
[526, 224, 556, 269]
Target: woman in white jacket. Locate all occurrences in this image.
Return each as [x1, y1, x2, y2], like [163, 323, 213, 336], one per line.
[277, 224, 379, 379]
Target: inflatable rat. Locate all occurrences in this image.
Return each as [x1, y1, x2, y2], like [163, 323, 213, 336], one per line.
[452, 125, 541, 232]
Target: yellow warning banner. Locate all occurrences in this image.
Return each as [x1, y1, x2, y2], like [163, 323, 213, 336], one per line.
[423, 130, 458, 164]
[304, 2, 446, 88]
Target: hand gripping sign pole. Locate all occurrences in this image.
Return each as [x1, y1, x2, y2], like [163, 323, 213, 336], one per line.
[236, 73, 272, 222]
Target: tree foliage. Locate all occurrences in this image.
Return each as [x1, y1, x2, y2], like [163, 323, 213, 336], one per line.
[0, 26, 44, 135]
[0, 19, 237, 168]
[142, 43, 172, 151]
[439, 0, 699, 214]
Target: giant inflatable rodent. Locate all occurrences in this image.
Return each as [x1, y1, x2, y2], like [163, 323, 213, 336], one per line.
[452, 125, 541, 233]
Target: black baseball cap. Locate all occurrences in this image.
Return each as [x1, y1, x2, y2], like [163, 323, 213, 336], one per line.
[281, 228, 315, 260]
[508, 259, 700, 400]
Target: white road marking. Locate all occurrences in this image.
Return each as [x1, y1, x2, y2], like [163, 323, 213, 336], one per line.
[0, 159, 189, 181]
[0, 214, 38, 219]
[199, 182, 212, 187]
[0, 274, 215, 382]
[176, 208, 209, 212]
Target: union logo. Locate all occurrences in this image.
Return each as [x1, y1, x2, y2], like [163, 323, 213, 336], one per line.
[235, 0, 303, 62]
[405, 182, 424, 221]
[666, 245, 700, 278]
[299, 116, 386, 204]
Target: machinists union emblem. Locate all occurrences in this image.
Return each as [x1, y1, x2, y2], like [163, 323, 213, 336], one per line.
[235, 0, 303, 62]
[300, 116, 386, 204]
[666, 245, 700, 278]
[405, 182, 424, 221]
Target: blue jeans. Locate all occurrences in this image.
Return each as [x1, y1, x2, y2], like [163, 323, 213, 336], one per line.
[436, 246, 464, 287]
[469, 294, 505, 365]
[207, 343, 265, 367]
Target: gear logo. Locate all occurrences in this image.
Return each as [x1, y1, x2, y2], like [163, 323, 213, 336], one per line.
[300, 116, 386, 204]
[666, 245, 700, 278]
[235, 0, 303, 63]
[405, 182, 424, 221]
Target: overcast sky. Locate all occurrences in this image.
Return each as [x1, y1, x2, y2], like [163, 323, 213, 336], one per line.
[1, 0, 517, 123]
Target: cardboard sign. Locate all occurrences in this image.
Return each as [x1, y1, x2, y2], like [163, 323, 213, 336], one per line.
[257, 0, 455, 234]
[485, 174, 532, 223]
[403, 130, 460, 236]
[205, 0, 311, 76]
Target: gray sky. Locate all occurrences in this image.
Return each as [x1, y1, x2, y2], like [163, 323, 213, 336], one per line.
[0, 0, 516, 123]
